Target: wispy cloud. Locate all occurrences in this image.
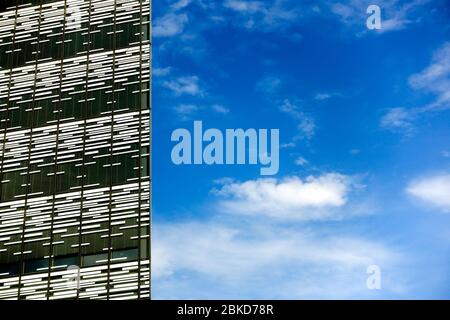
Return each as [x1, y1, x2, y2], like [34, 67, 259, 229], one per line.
[153, 67, 172, 77]
[279, 99, 316, 140]
[163, 75, 204, 96]
[153, 12, 189, 37]
[380, 107, 416, 134]
[173, 104, 200, 120]
[314, 92, 332, 100]
[224, 0, 263, 13]
[173, 103, 230, 120]
[407, 174, 450, 212]
[295, 156, 309, 166]
[408, 42, 450, 108]
[280, 141, 296, 149]
[381, 42, 450, 134]
[330, 0, 429, 34]
[171, 0, 192, 11]
[256, 75, 282, 94]
[153, 218, 402, 299]
[223, 0, 301, 31]
[314, 92, 342, 101]
[211, 104, 230, 114]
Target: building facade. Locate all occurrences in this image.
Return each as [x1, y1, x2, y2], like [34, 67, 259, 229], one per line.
[0, 0, 151, 299]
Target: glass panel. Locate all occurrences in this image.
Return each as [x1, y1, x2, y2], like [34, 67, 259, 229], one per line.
[24, 258, 49, 273]
[53, 255, 78, 268]
[112, 248, 138, 261]
[82, 253, 108, 267]
[0, 262, 20, 276]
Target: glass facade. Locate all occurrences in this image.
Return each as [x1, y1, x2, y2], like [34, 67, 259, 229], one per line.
[0, 0, 151, 299]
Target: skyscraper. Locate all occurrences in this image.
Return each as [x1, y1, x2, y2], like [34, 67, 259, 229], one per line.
[0, 0, 151, 300]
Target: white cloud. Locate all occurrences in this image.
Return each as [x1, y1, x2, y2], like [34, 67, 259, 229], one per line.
[211, 104, 230, 114]
[408, 42, 450, 108]
[407, 174, 450, 211]
[330, 0, 428, 34]
[297, 117, 316, 140]
[212, 173, 361, 220]
[314, 92, 342, 101]
[173, 104, 200, 120]
[331, 2, 359, 24]
[224, 0, 263, 13]
[152, 220, 402, 299]
[380, 107, 415, 133]
[256, 75, 282, 94]
[153, 13, 189, 37]
[212, 177, 236, 185]
[153, 67, 172, 77]
[173, 103, 230, 119]
[171, 0, 192, 11]
[280, 141, 296, 148]
[163, 75, 203, 96]
[295, 156, 308, 166]
[381, 42, 450, 134]
[279, 99, 316, 140]
[314, 93, 332, 100]
[223, 0, 300, 31]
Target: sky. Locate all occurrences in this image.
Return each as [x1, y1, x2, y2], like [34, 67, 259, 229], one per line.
[152, 0, 450, 299]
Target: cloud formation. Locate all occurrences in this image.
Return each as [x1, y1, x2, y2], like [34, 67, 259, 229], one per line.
[153, 219, 401, 299]
[173, 104, 200, 120]
[279, 99, 316, 140]
[380, 107, 415, 134]
[212, 173, 360, 220]
[173, 103, 230, 120]
[330, 0, 429, 34]
[256, 75, 282, 94]
[153, 13, 189, 37]
[381, 42, 450, 133]
[163, 75, 203, 96]
[408, 42, 450, 108]
[407, 174, 450, 211]
[295, 156, 309, 166]
[153, 66, 172, 77]
[211, 104, 230, 114]
[223, 0, 300, 31]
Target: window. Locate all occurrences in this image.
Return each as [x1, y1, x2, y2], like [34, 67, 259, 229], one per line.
[82, 253, 108, 267]
[24, 259, 49, 274]
[112, 248, 138, 261]
[0, 263, 20, 277]
[53, 255, 78, 269]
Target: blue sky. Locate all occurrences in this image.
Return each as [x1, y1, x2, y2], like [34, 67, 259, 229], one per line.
[152, 0, 450, 299]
